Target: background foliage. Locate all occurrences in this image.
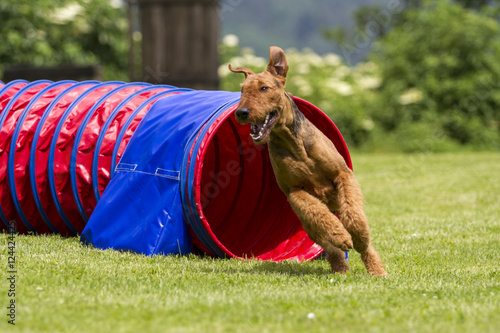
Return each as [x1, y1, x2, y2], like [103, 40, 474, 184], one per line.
[220, 1, 500, 152]
[1, 0, 499, 152]
[372, 1, 500, 151]
[0, 0, 128, 80]
[219, 0, 386, 62]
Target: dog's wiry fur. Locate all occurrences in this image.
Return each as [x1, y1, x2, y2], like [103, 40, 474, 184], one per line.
[230, 46, 387, 276]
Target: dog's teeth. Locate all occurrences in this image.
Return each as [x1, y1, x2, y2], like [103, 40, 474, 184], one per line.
[249, 115, 272, 141]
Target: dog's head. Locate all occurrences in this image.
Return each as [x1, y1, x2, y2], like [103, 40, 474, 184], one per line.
[229, 46, 291, 144]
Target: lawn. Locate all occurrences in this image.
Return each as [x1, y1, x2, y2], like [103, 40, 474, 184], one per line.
[1, 152, 499, 333]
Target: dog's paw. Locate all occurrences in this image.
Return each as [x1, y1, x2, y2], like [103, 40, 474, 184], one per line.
[371, 268, 388, 277]
[331, 233, 353, 252]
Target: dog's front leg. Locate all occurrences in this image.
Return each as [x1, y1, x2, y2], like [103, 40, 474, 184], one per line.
[288, 190, 352, 274]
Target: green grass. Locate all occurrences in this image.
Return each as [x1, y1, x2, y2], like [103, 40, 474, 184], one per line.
[1, 152, 499, 333]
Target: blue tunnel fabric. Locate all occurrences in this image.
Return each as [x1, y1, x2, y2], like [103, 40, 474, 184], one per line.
[69, 82, 151, 223]
[81, 90, 240, 256]
[91, 85, 177, 202]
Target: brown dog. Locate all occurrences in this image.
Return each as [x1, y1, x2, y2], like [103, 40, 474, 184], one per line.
[229, 46, 387, 276]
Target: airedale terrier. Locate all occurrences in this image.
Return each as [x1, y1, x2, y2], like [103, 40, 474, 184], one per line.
[229, 46, 387, 276]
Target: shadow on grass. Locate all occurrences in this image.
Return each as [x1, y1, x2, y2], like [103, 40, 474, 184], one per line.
[196, 254, 333, 277]
[251, 260, 332, 277]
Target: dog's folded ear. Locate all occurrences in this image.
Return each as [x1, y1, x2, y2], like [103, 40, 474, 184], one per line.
[228, 64, 255, 78]
[267, 46, 289, 78]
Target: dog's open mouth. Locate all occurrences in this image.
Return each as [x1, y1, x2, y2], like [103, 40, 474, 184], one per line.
[250, 110, 277, 142]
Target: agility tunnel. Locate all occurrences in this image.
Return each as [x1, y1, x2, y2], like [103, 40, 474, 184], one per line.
[0, 80, 352, 261]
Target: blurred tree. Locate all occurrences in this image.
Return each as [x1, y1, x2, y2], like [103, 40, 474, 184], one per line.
[0, 0, 128, 80]
[372, 1, 500, 149]
[324, 0, 500, 55]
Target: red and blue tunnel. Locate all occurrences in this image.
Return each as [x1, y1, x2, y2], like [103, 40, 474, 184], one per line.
[0, 80, 352, 261]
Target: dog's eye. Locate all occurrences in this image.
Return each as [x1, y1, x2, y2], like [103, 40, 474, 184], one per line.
[260, 86, 269, 92]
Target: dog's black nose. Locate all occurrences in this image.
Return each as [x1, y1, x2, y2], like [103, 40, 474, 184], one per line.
[235, 108, 250, 120]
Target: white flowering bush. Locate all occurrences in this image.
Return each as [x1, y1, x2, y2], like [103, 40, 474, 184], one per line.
[219, 39, 383, 148]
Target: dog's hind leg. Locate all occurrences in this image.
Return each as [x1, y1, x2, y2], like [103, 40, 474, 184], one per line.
[288, 190, 352, 274]
[335, 171, 387, 276]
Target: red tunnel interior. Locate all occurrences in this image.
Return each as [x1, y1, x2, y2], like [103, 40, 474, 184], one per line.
[196, 98, 352, 261]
